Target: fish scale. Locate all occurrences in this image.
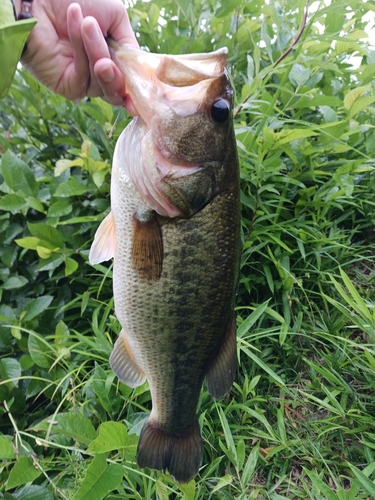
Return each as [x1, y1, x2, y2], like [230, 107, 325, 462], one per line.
[89, 42, 240, 483]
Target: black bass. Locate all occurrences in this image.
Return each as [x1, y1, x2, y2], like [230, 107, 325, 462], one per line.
[89, 40, 240, 483]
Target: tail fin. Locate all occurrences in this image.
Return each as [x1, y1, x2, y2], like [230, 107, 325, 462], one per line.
[137, 419, 201, 483]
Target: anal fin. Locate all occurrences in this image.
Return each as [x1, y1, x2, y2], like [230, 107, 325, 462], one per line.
[137, 418, 201, 483]
[131, 212, 163, 281]
[205, 314, 236, 400]
[109, 329, 146, 388]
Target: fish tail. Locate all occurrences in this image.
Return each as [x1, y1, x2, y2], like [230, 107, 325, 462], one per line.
[137, 418, 201, 483]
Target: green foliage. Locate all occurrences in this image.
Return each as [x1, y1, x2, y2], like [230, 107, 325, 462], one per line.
[1, 0, 375, 498]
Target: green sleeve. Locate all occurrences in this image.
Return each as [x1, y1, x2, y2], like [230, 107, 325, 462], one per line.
[0, 0, 37, 98]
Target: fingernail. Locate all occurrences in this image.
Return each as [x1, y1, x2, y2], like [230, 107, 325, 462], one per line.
[100, 66, 115, 83]
[84, 19, 101, 42]
[69, 4, 81, 24]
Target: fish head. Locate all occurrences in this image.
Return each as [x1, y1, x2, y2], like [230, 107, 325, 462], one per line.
[109, 40, 236, 218]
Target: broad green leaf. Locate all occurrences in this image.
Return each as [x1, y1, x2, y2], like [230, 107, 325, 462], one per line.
[19, 354, 35, 370]
[1, 151, 38, 197]
[325, 10, 345, 34]
[294, 95, 343, 109]
[6, 457, 42, 490]
[289, 64, 311, 87]
[178, 479, 195, 500]
[37, 254, 64, 271]
[47, 200, 73, 218]
[32, 412, 97, 445]
[36, 246, 54, 259]
[82, 139, 101, 161]
[55, 320, 69, 344]
[73, 454, 123, 500]
[87, 422, 128, 454]
[22, 296, 54, 322]
[65, 257, 78, 276]
[54, 177, 88, 197]
[92, 169, 107, 188]
[343, 85, 369, 110]
[335, 40, 365, 55]
[0, 194, 27, 211]
[2, 276, 28, 289]
[13, 485, 53, 500]
[28, 223, 65, 248]
[27, 198, 44, 213]
[91, 364, 112, 413]
[28, 334, 54, 369]
[0, 358, 21, 387]
[90, 97, 114, 122]
[320, 105, 338, 123]
[54, 158, 83, 177]
[275, 129, 318, 144]
[0, 437, 16, 459]
[15, 237, 40, 250]
[348, 96, 375, 117]
[359, 62, 375, 83]
[348, 29, 368, 40]
[156, 479, 169, 500]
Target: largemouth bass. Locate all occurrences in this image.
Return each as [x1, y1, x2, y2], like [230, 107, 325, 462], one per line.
[89, 40, 240, 483]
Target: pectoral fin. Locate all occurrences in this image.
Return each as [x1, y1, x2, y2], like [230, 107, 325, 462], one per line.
[205, 314, 236, 400]
[89, 212, 116, 265]
[132, 213, 163, 281]
[109, 329, 146, 388]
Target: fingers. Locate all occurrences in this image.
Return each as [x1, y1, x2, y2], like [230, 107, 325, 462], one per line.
[94, 59, 139, 114]
[68, 2, 138, 108]
[108, 8, 139, 49]
[94, 59, 126, 107]
[66, 4, 90, 99]
[81, 16, 108, 97]
[82, 15, 137, 110]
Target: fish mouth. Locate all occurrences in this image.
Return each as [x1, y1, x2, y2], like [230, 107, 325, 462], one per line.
[107, 38, 228, 124]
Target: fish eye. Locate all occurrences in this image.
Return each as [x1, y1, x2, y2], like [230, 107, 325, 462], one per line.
[211, 99, 230, 123]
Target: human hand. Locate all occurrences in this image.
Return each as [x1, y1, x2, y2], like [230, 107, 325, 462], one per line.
[15, 0, 138, 109]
